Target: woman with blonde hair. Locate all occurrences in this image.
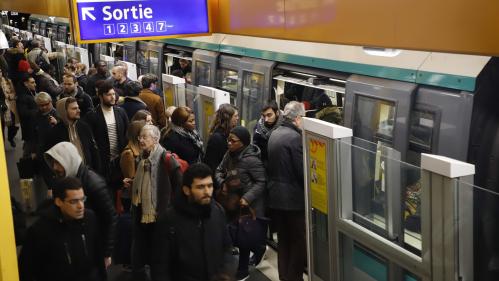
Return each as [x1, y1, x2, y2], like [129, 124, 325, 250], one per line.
[0, 67, 19, 147]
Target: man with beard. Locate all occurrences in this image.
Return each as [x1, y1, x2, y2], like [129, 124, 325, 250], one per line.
[44, 97, 101, 175]
[152, 163, 232, 281]
[18, 177, 107, 281]
[60, 73, 94, 118]
[84, 80, 129, 190]
[252, 100, 283, 166]
[42, 142, 117, 276]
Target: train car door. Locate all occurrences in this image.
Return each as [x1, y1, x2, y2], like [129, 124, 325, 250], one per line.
[39, 21, 46, 37]
[137, 41, 164, 80]
[343, 74, 416, 247]
[122, 42, 137, 64]
[237, 57, 276, 132]
[192, 49, 218, 87]
[217, 55, 239, 106]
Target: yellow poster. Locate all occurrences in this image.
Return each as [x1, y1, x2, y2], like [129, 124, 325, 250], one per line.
[163, 83, 174, 107]
[309, 137, 328, 214]
[202, 99, 215, 141]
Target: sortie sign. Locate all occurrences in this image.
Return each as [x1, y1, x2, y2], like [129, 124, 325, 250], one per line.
[70, 0, 210, 43]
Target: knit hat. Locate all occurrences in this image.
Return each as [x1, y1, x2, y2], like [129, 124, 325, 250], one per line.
[230, 126, 251, 146]
[18, 59, 31, 73]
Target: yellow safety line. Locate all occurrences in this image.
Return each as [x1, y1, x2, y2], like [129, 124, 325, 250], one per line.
[0, 126, 19, 281]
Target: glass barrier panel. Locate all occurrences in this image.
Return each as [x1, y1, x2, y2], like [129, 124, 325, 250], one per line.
[149, 50, 160, 78]
[339, 137, 423, 255]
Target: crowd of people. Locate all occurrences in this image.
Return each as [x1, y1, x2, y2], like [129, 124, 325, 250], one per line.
[1, 34, 309, 281]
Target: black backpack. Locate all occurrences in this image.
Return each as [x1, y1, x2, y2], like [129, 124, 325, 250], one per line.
[35, 50, 50, 72]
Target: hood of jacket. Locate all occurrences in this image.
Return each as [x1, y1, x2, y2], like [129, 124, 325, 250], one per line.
[237, 144, 261, 160]
[56, 97, 72, 126]
[44, 141, 83, 178]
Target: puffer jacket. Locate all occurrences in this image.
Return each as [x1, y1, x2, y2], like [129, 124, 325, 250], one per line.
[267, 120, 304, 211]
[18, 206, 104, 281]
[215, 144, 266, 217]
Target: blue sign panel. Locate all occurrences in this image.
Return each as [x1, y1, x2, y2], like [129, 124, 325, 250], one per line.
[72, 0, 210, 43]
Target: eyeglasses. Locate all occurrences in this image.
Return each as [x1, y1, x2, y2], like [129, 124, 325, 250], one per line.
[65, 196, 87, 205]
[227, 138, 240, 144]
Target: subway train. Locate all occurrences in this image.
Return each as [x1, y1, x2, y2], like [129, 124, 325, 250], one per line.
[2, 11, 499, 281]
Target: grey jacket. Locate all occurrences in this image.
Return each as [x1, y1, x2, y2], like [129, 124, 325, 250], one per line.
[267, 120, 305, 211]
[215, 144, 266, 217]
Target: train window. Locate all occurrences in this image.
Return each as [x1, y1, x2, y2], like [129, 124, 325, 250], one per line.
[241, 71, 264, 130]
[195, 61, 210, 86]
[123, 45, 136, 64]
[409, 110, 435, 152]
[354, 95, 395, 145]
[217, 68, 238, 105]
[149, 50, 160, 77]
[137, 49, 148, 75]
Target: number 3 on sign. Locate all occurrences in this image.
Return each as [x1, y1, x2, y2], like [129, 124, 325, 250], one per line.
[143, 22, 154, 33]
[130, 23, 141, 34]
[156, 21, 167, 32]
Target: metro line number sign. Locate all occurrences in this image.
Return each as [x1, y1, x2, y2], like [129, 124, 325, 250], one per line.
[70, 0, 211, 43]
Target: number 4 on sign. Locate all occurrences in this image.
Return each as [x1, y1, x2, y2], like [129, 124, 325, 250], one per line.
[143, 22, 154, 33]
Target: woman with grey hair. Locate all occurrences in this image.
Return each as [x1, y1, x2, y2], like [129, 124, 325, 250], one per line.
[128, 124, 182, 280]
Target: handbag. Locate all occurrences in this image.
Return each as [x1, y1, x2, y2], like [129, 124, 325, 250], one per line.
[215, 169, 242, 213]
[232, 206, 268, 250]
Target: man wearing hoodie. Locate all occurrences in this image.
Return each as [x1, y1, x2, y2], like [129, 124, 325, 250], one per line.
[45, 97, 101, 174]
[43, 142, 117, 272]
[60, 73, 94, 118]
[18, 177, 106, 281]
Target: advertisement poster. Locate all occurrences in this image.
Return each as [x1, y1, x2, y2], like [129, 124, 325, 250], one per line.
[308, 137, 328, 214]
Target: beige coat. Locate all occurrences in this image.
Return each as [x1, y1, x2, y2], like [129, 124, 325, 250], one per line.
[1, 76, 19, 124]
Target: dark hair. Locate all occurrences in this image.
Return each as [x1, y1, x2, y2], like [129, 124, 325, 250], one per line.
[63, 73, 77, 83]
[96, 80, 114, 96]
[124, 81, 142, 97]
[65, 97, 77, 109]
[131, 109, 152, 122]
[94, 60, 106, 68]
[262, 100, 278, 113]
[53, 177, 82, 200]
[141, 73, 158, 89]
[209, 104, 238, 136]
[183, 163, 213, 188]
[64, 63, 76, 73]
[171, 69, 184, 78]
[171, 106, 193, 127]
[21, 73, 34, 83]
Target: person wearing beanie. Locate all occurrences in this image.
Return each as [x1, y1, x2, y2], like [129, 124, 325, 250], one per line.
[215, 126, 267, 280]
[121, 81, 147, 120]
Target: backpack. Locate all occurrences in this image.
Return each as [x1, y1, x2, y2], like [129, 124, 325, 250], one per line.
[35, 50, 50, 72]
[164, 151, 189, 173]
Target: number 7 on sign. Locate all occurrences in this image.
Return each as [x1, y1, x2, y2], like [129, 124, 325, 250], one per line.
[156, 21, 167, 32]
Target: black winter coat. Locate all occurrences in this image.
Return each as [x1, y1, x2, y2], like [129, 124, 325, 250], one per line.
[85, 73, 109, 99]
[84, 106, 129, 174]
[215, 144, 266, 217]
[18, 206, 104, 281]
[77, 164, 118, 258]
[267, 120, 305, 211]
[45, 120, 102, 174]
[161, 130, 203, 165]
[60, 86, 94, 118]
[121, 97, 147, 120]
[152, 198, 232, 281]
[16, 86, 37, 141]
[35, 73, 63, 101]
[204, 128, 228, 175]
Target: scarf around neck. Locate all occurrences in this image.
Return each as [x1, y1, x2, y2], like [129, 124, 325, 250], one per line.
[172, 124, 204, 160]
[132, 144, 166, 223]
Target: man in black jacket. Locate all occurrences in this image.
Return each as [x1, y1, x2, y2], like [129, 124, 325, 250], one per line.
[60, 73, 94, 118]
[17, 74, 38, 158]
[44, 97, 101, 174]
[152, 163, 233, 281]
[44, 142, 117, 270]
[86, 60, 110, 104]
[18, 177, 106, 281]
[253, 100, 283, 166]
[267, 101, 306, 281]
[84, 80, 129, 189]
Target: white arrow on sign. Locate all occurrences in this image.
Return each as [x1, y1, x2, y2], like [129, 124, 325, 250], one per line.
[81, 7, 96, 21]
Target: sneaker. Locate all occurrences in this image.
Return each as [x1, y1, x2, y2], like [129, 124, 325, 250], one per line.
[236, 271, 249, 281]
[249, 245, 268, 267]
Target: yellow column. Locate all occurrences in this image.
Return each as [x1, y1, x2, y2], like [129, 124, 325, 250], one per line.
[0, 126, 19, 281]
